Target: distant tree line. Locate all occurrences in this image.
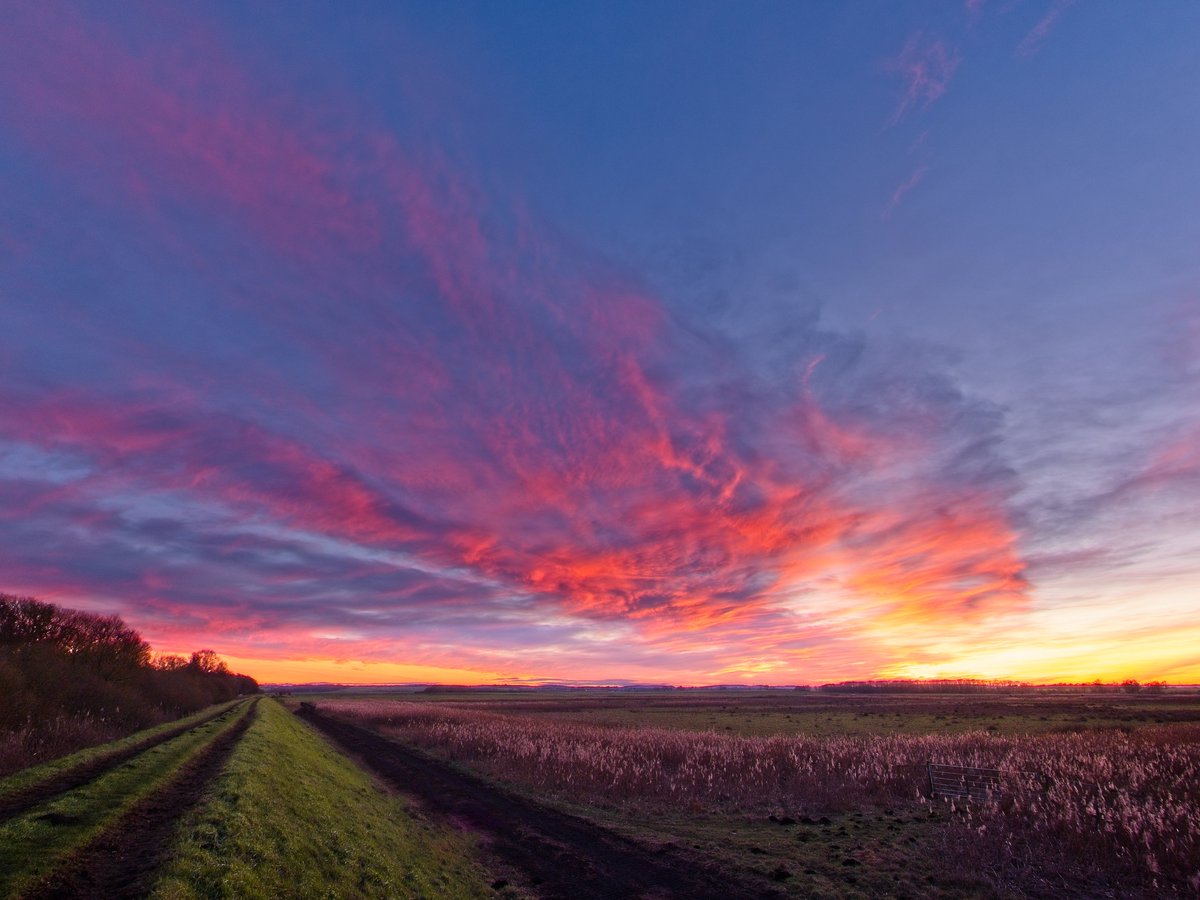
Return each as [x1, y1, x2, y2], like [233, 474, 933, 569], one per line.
[814, 678, 1171, 694]
[814, 679, 1027, 694]
[0, 594, 257, 775]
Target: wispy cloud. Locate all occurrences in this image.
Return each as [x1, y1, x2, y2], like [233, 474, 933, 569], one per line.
[1017, 0, 1076, 57]
[0, 3, 1029, 682]
[881, 165, 930, 219]
[884, 34, 962, 125]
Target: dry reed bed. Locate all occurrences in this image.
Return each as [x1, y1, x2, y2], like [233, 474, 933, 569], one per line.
[322, 699, 1200, 894]
[0, 713, 125, 778]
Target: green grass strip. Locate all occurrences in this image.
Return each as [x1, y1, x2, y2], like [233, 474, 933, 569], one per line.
[0, 699, 242, 805]
[0, 702, 251, 897]
[151, 699, 492, 900]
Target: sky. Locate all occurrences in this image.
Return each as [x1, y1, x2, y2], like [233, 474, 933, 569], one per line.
[1, 1, 1198, 685]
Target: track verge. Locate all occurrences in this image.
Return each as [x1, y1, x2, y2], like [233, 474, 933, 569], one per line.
[298, 705, 782, 900]
[22, 699, 259, 900]
[0, 700, 243, 824]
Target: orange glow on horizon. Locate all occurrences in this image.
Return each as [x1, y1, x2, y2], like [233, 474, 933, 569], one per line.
[196, 636, 1200, 687]
[189, 653, 526, 687]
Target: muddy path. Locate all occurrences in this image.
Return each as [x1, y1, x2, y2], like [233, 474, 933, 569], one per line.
[22, 699, 259, 900]
[0, 700, 245, 824]
[299, 707, 783, 900]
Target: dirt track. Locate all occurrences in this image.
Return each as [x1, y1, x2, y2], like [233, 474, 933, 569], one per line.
[299, 706, 783, 900]
[23, 699, 258, 900]
[0, 701, 242, 824]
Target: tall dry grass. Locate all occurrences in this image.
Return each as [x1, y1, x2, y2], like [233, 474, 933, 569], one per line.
[0, 713, 123, 777]
[323, 699, 1200, 895]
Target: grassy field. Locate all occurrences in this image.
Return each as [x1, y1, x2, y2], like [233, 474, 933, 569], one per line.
[553, 794, 980, 898]
[0, 697, 494, 899]
[150, 698, 492, 899]
[0, 699, 241, 807]
[3, 689, 1197, 897]
[0, 700, 252, 896]
[344, 688, 1200, 737]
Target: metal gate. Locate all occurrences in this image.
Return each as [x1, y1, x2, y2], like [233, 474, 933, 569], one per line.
[926, 762, 1043, 800]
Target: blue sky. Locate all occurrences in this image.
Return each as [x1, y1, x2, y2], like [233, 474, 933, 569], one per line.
[1, 1, 1197, 683]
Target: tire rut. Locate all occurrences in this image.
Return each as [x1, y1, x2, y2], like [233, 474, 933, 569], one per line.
[21, 698, 259, 900]
[0, 701, 244, 824]
[298, 707, 783, 900]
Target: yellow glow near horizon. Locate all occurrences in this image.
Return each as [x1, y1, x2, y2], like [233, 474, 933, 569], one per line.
[193, 645, 1200, 687]
[175, 653, 521, 686]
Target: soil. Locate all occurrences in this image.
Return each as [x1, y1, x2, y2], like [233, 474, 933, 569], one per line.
[297, 706, 785, 900]
[0, 701, 245, 824]
[22, 699, 259, 900]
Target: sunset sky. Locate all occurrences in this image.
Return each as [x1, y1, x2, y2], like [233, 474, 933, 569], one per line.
[2, 2, 1198, 685]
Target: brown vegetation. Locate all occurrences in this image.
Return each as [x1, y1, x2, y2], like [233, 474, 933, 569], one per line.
[324, 697, 1200, 896]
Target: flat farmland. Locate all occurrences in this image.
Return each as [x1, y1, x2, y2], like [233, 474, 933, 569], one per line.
[357, 688, 1200, 736]
[304, 689, 1200, 898]
[4, 689, 1198, 897]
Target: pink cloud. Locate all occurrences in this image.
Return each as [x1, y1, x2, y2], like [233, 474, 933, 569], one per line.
[0, 5, 378, 262]
[1017, 0, 1076, 57]
[0, 4, 1033, 682]
[881, 165, 930, 219]
[884, 34, 962, 125]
